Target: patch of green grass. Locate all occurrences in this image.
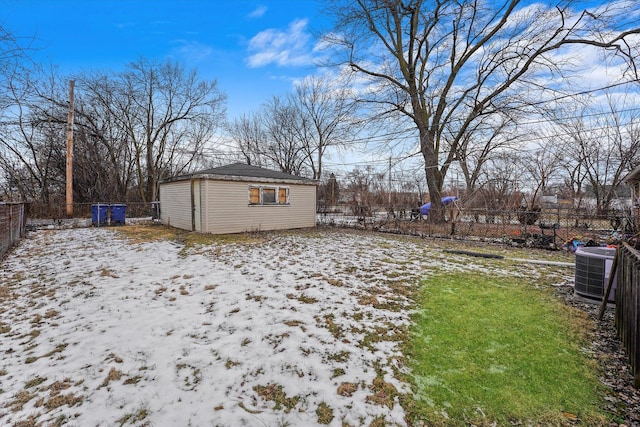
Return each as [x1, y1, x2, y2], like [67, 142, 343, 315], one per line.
[286, 293, 318, 304]
[114, 225, 267, 256]
[114, 224, 187, 243]
[331, 368, 345, 379]
[325, 350, 350, 363]
[253, 383, 300, 413]
[366, 377, 399, 409]
[117, 404, 149, 426]
[123, 375, 143, 385]
[225, 359, 240, 369]
[317, 313, 344, 340]
[316, 402, 334, 424]
[403, 272, 607, 426]
[24, 375, 47, 388]
[359, 321, 407, 351]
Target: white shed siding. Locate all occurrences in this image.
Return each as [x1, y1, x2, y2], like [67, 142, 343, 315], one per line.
[203, 180, 316, 234]
[197, 179, 208, 233]
[159, 180, 192, 231]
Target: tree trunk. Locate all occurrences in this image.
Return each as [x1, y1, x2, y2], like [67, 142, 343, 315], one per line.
[424, 163, 444, 223]
[419, 127, 445, 223]
[145, 141, 154, 204]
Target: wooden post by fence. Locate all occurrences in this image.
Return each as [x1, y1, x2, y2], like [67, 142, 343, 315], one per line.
[598, 246, 619, 320]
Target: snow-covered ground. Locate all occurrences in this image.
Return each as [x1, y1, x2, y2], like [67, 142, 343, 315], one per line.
[0, 227, 553, 426]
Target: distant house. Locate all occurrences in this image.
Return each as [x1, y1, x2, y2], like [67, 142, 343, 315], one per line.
[624, 166, 640, 231]
[624, 165, 640, 207]
[159, 163, 317, 234]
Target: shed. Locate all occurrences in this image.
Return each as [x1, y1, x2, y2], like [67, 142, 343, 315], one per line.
[158, 163, 318, 234]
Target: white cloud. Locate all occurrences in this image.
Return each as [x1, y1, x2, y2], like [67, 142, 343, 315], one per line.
[170, 39, 213, 63]
[246, 19, 314, 68]
[247, 5, 267, 19]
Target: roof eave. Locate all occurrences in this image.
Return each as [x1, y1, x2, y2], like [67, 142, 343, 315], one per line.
[160, 173, 318, 186]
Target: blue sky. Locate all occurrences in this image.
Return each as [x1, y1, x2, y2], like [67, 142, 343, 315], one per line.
[0, 0, 329, 120]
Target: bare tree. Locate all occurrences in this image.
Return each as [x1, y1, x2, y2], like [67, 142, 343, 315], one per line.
[520, 144, 562, 213]
[324, 0, 640, 221]
[261, 96, 307, 175]
[0, 66, 64, 207]
[0, 57, 226, 212]
[291, 75, 358, 180]
[553, 90, 640, 214]
[453, 113, 519, 194]
[547, 116, 589, 211]
[344, 166, 385, 215]
[227, 112, 266, 167]
[0, 24, 34, 100]
[318, 171, 340, 211]
[106, 58, 226, 203]
[228, 76, 359, 179]
[0, 24, 39, 200]
[71, 73, 136, 201]
[474, 151, 524, 221]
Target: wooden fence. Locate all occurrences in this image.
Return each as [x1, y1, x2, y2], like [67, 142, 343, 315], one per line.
[0, 202, 28, 259]
[614, 243, 640, 388]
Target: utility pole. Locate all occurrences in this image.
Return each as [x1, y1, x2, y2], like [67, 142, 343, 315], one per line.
[66, 80, 75, 217]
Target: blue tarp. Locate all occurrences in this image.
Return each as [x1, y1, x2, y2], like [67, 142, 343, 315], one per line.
[420, 196, 458, 216]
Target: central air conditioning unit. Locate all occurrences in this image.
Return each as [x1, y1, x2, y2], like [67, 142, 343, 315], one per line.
[574, 246, 617, 303]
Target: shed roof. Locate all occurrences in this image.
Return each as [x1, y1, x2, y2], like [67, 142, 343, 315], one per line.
[161, 163, 316, 185]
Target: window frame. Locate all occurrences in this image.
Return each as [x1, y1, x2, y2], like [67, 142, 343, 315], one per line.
[248, 185, 290, 206]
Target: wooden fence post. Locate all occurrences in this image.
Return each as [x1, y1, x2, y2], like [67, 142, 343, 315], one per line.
[598, 246, 619, 320]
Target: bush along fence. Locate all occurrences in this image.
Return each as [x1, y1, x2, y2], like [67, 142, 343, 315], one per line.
[613, 243, 640, 388]
[0, 202, 28, 259]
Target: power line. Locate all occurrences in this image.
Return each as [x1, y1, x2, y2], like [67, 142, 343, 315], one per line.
[527, 80, 640, 107]
[317, 84, 640, 151]
[323, 115, 638, 171]
[208, 81, 640, 173]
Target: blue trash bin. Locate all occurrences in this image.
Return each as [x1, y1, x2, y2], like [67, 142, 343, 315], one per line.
[110, 204, 126, 225]
[91, 204, 108, 226]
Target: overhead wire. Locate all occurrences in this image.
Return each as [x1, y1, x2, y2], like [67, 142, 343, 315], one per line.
[208, 80, 640, 172]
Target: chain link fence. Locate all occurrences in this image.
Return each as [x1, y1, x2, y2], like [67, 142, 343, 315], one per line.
[0, 202, 29, 259]
[26, 202, 160, 226]
[11, 200, 640, 251]
[317, 206, 639, 250]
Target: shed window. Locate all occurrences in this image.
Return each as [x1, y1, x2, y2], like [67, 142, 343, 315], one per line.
[249, 186, 289, 206]
[263, 188, 276, 204]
